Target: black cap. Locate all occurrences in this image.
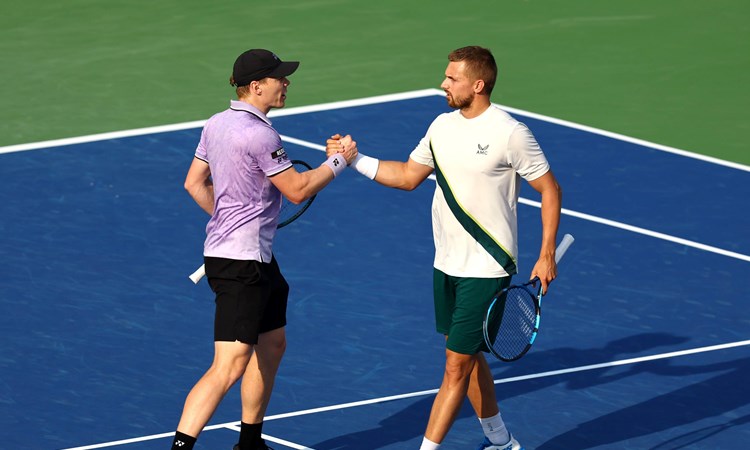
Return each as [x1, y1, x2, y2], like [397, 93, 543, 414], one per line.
[232, 49, 299, 87]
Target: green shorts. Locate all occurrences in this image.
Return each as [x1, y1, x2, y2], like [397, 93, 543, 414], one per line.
[433, 268, 511, 355]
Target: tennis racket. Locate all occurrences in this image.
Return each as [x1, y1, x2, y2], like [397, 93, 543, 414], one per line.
[188, 160, 316, 284]
[482, 233, 575, 362]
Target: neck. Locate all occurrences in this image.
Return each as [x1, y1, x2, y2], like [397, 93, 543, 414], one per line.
[459, 96, 491, 119]
[239, 96, 271, 115]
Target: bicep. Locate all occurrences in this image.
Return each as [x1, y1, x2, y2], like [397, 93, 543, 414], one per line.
[404, 157, 435, 186]
[268, 166, 297, 195]
[527, 170, 560, 196]
[184, 157, 211, 189]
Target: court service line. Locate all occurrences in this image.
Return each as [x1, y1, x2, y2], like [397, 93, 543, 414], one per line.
[62, 339, 750, 450]
[518, 198, 750, 263]
[276, 135, 750, 264]
[245, 339, 750, 423]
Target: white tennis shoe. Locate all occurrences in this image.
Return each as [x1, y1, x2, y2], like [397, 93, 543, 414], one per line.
[475, 435, 524, 450]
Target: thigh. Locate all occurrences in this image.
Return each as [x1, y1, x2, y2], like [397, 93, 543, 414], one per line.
[206, 257, 270, 345]
[433, 268, 457, 335]
[257, 256, 289, 334]
[446, 276, 511, 355]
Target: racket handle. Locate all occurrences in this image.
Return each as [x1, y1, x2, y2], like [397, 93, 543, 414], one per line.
[189, 264, 206, 284]
[555, 234, 575, 264]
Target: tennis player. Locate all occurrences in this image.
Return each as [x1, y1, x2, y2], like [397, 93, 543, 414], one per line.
[172, 48, 356, 450]
[327, 46, 562, 450]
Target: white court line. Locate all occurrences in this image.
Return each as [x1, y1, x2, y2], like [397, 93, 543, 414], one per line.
[31, 91, 747, 449]
[199, 340, 750, 424]
[223, 423, 317, 450]
[83, 123, 743, 264]
[61, 339, 750, 449]
[0, 90, 439, 155]
[2, 88, 750, 174]
[6, 89, 746, 255]
[519, 198, 750, 263]
[285, 135, 750, 264]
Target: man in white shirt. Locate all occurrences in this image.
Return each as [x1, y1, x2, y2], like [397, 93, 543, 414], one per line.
[327, 46, 562, 450]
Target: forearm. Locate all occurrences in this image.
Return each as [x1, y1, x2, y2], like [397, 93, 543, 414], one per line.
[351, 154, 428, 191]
[326, 135, 431, 190]
[538, 182, 562, 258]
[288, 166, 335, 204]
[373, 160, 418, 190]
[274, 154, 346, 204]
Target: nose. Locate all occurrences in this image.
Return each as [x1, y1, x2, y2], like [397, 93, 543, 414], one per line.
[440, 78, 449, 90]
[282, 77, 291, 86]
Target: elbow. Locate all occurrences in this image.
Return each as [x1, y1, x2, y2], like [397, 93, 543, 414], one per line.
[285, 193, 307, 205]
[398, 179, 421, 191]
[184, 180, 195, 195]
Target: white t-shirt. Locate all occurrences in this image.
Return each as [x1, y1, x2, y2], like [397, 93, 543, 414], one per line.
[409, 105, 550, 278]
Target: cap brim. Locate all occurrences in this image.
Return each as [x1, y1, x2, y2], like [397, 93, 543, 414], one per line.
[268, 61, 299, 78]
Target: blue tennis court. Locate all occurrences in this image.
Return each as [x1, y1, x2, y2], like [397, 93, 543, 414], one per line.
[1, 90, 748, 449]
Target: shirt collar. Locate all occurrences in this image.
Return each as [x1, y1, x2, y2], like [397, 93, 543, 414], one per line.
[229, 100, 272, 125]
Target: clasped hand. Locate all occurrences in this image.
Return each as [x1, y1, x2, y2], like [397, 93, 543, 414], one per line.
[327, 133, 358, 161]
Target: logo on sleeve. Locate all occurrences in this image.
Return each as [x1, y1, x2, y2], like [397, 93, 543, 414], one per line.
[477, 144, 489, 155]
[271, 148, 289, 163]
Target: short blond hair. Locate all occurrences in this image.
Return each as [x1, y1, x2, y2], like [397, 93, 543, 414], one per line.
[448, 46, 497, 94]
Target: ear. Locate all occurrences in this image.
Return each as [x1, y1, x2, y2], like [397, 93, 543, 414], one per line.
[473, 79, 485, 94]
[250, 80, 263, 95]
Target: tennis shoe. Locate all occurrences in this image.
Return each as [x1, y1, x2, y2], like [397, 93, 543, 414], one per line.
[475, 435, 524, 450]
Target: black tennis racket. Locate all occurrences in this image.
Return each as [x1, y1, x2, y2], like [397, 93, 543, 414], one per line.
[482, 233, 575, 361]
[277, 160, 316, 228]
[189, 159, 316, 284]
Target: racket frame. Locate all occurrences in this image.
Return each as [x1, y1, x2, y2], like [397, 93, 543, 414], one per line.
[277, 160, 315, 228]
[482, 233, 574, 362]
[482, 278, 542, 362]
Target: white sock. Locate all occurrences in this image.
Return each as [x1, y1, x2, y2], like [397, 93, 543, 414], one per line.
[419, 436, 440, 450]
[479, 412, 510, 445]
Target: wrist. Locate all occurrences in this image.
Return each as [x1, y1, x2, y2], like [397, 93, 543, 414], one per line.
[350, 153, 379, 180]
[322, 153, 347, 177]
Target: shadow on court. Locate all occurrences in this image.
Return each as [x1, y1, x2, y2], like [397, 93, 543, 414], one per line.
[310, 333, 709, 449]
[649, 414, 750, 450]
[536, 355, 750, 449]
[309, 397, 434, 450]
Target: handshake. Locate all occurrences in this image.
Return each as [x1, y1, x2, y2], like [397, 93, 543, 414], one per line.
[326, 133, 358, 161]
[325, 134, 380, 180]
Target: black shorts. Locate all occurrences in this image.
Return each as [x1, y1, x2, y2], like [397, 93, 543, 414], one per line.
[204, 256, 289, 344]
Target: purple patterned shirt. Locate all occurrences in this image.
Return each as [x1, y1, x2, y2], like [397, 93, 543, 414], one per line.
[195, 100, 292, 262]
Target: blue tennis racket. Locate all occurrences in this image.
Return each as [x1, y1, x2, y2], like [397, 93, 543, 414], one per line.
[483, 234, 575, 362]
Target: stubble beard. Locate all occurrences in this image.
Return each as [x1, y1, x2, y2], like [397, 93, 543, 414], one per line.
[446, 91, 473, 110]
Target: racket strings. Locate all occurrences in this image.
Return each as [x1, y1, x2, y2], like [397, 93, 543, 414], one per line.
[489, 287, 538, 360]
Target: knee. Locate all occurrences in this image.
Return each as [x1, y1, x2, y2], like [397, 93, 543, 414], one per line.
[269, 335, 286, 360]
[259, 328, 287, 360]
[442, 352, 475, 386]
[207, 356, 251, 388]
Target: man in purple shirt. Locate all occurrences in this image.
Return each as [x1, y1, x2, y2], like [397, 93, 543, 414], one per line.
[173, 49, 357, 450]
